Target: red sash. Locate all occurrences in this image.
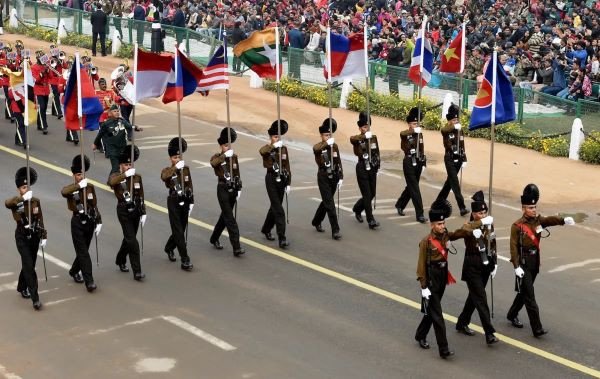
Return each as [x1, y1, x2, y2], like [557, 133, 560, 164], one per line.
[427, 236, 456, 285]
[515, 223, 540, 250]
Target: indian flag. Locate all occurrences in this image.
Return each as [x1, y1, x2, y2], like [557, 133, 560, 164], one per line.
[233, 28, 282, 79]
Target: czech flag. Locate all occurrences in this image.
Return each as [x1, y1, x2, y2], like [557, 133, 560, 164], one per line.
[408, 16, 433, 87]
[63, 53, 104, 131]
[324, 31, 366, 81]
[163, 49, 205, 104]
[469, 51, 515, 130]
[440, 25, 465, 73]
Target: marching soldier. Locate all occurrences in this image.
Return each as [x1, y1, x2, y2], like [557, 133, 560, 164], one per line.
[96, 78, 113, 123]
[6, 81, 27, 147]
[61, 155, 101, 292]
[31, 50, 50, 134]
[161, 137, 194, 270]
[259, 120, 291, 249]
[209, 127, 245, 257]
[311, 118, 343, 240]
[108, 145, 147, 281]
[506, 184, 575, 337]
[455, 191, 498, 344]
[395, 107, 427, 223]
[5, 167, 46, 310]
[435, 104, 469, 216]
[350, 111, 380, 229]
[47, 45, 65, 120]
[92, 103, 132, 175]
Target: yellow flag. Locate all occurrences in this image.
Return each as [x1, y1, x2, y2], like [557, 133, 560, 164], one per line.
[2, 67, 37, 125]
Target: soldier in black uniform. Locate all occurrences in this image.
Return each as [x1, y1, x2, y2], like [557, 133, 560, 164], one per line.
[92, 103, 132, 175]
[506, 184, 575, 337]
[311, 118, 343, 240]
[161, 137, 194, 271]
[350, 111, 380, 229]
[5, 167, 46, 310]
[61, 155, 101, 292]
[395, 107, 427, 223]
[455, 191, 498, 344]
[108, 145, 147, 280]
[209, 127, 245, 257]
[435, 104, 469, 216]
[259, 120, 291, 249]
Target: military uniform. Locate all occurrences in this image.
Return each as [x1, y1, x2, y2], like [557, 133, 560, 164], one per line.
[465, 51, 484, 80]
[61, 155, 101, 292]
[31, 52, 50, 134]
[395, 107, 427, 223]
[93, 104, 132, 175]
[161, 137, 194, 270]
[350, 112, 380, 229]
[5, 167, 46, 310]
[259, 120, 292, 248]
[435, 104, 468, 215]
[312, 118, 343, 240]
[108, 145, 146, 280]
[210, 127, 244, 256]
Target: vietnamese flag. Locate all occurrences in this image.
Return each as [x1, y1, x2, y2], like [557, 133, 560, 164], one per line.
[233, 28, 282, 79]
[440, 27, 464, 73]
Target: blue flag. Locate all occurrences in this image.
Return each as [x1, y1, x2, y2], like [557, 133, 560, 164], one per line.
[469, 56, 515, 130]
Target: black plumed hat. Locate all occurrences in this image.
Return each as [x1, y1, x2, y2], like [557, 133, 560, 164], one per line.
[268, 120, 289, 136]
[406, 107, 423, 123]
[446, 103, 460, 120]
[429, 199, 452, 222]
[118, 144, 140, 164]
[521, 183, 540, 205]
[15, 167, 37, 188]
[471, 190, 488, 212]
[217, 127, 237, 145]
[319, 118, 337, 134]
[71, 155, 91, 174]
[357, 111, 371, 127]
[168, 137, 188, 157]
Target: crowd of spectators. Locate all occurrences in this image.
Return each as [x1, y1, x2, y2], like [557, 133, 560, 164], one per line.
[48, 0, 600, 100]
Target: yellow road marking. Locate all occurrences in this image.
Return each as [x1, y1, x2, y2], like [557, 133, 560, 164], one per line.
[2, 144, 599, 378]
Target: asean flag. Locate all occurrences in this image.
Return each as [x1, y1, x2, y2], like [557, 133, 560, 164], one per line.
[440, 29, 464, 73]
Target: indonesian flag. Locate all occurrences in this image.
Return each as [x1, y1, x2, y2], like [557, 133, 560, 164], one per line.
[122, 47, 173, 105]
[440, 24, 465, 73]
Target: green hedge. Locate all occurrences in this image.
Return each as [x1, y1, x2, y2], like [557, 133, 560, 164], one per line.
[579, 132, 600, 164]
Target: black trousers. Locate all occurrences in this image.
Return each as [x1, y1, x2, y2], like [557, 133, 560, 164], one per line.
[457, 268, 496, 335]
[36, 95, 49, 131]
[210, 184, 240, 250]
[388, 65, 399, 94]
[352, 164, 377, 223]
[3, 86, 13, 119]
[66, 128, 80, 143]
[120, 104, 133, 123]
[69, 215, 95, 284]
[50, 84, 63, 117]
[136, 24, 145, 46]
[395, 158, 424, 218]
[415, 266, 449, 353]
[164, 196, 189, 259]
[92, 32, 106, 55]
[233, 55, 242, 72]
[436, 156, 466, 210]
[312, 172, 339, 234]
[261, 172, 286, 239]
[507, 268, 542, 332]
[114, 18, 123, 39]
[15, 230, 40, 303]
[115, 205, 142, 274]
[14, 113, 26, 145]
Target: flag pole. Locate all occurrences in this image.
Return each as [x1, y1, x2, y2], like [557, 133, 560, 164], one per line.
[326, 26, 333, 131]
[416, 16, 427, 160]
[459, 21, 466, 187]
[175, 45, 185, 192]
[75, 52, 88, 212]
[224, 33, 234, 185]
[275, 25, 283, 184]
[23, 58, 32, 232]
[363, 21, 371, 158]
[488, 50, 498, 216]
[130, 43, 139, 196]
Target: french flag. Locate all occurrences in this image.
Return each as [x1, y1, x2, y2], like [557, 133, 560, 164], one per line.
[408, 17, 433, 87]
[163, 49, 204, 104]
[324, 31, 367, 81]
[63, 53, 103, 131]
[122, 47, 173, 105]
[197, 45, 230, 93]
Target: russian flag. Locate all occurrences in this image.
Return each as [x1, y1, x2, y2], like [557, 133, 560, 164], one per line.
[122, 47, 173, 105]
[408, 17, 434, 87]
[63, 53, 103, 131]
[324, 32, 367, 81]
[163, 49, 204, 104]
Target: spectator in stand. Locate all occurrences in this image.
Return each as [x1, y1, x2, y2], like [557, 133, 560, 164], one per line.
[288, 21, 304, 81]
[387, 39, 402, 95]
[90, 2, 107, 57]
[231, 21, 246, 73]
[133, 0, 146, 46]
[172, 2, 186, 45]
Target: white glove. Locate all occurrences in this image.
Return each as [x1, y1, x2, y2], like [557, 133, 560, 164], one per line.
[175, 160, 185, 170]
[237, 190, 241, 200]
[414, 127, 422, 134]
[365, 131, 372, 139]
[564, 216, 575, 225]
[491, 264, 498, 279]
[337, 179, 343, 189]
[22, 190, 33, 201]
[273, 140, 283, 148]
[481, 216, 494, 226]
[285, 185, 291, 194]
[40, 239, 47, 248]
[421, 287, 431, 299]
[140, 214, 147, 227]
[78, 178, 88, 188]
[95, 224, 102, 236]
[125, 168, 136, 177]
[461, 161, 467, 169]
[472, 229, 483, 239]
[326, 137, 335, 146]
[188, 203, 194, 216]
[224, 149, 234, 158]
[515, 266, 525, 278]
[454, 123, 462, 130]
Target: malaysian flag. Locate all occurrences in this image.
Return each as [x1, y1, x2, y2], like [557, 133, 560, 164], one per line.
[197, 45, 230, 93]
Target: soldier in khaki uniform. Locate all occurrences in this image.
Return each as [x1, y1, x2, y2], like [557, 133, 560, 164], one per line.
[61, 155, 101, 292]
[506, 184, 575, 337]
[161, 137, 194, 270]
[108, 145, 146, 281]
[5, 167, 46, 310]
[311, 118, 343, 240]
[350, 111, 380, 229]
[259, 120, 291, 249]
[435, 104, 469, 216]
